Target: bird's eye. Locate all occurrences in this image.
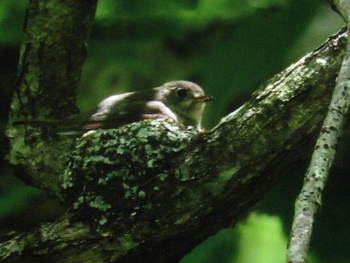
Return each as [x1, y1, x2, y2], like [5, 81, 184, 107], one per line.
[176, 88, 187, 98]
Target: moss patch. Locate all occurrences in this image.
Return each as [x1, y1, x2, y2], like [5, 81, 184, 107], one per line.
[62, 120, 197, 233]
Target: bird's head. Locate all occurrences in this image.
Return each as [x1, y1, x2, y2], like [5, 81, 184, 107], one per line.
[157, 80, 212, 129]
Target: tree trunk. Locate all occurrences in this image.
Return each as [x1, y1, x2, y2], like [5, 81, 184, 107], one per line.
[6, 0, 98, 197]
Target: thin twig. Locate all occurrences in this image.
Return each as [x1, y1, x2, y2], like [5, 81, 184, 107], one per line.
[287, 2, 350, 262]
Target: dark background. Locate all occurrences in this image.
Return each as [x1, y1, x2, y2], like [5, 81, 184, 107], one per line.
[0, 1, 347, 262]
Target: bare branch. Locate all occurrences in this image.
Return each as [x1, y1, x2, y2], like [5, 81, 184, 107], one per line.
[287, 2, 350, 263]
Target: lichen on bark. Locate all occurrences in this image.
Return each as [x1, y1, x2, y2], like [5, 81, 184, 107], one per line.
[62, 120, 198, 232]
[6, 0, 98, 196]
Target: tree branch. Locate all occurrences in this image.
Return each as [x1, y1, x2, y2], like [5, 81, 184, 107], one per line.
[287, 2, 350, 263]
[1, 29, 347, 263]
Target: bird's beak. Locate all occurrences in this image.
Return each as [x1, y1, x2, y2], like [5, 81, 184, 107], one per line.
[195, 96, 214, 103]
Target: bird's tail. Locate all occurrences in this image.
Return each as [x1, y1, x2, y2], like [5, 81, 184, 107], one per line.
[12, 117, 87, 136]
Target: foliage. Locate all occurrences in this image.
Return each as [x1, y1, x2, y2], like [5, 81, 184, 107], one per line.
[95, 0, 290, 26]
[233, 213, 289, 263]
[80, 0, 321, 128]
[0, 179, 40, 219]
[0, 0, 26, 44]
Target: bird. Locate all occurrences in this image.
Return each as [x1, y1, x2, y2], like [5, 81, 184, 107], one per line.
[14, 80, 212, 132]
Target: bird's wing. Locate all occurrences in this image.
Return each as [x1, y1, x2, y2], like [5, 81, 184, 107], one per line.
[83, 101, 177, 130]
[82, 89, 177, 130]
[82, 94, 151, 129]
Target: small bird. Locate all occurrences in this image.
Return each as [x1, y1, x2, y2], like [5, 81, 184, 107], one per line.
[14, 80, 212, 131]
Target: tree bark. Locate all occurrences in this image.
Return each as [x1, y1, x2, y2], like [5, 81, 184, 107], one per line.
[5, 0, 97, 197]
[2, 24, 347, 262]
[287, 1, 350, 263]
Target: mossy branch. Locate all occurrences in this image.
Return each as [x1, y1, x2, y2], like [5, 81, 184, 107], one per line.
[1, 29, 348, 262]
